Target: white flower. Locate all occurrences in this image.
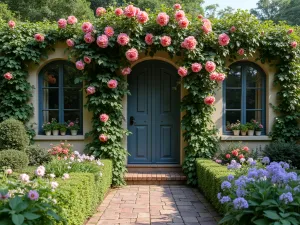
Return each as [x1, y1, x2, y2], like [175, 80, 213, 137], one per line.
[240, 158, 246, 163]
[37, 166, 45, 171]
[49, 174, 56, 178]
[5, 169, 13, 175]
[62, 173, 70, 180]
[99, 172, 103, 177]
[35, 168, 45, 177]
[50, 181, 59, 189]
[247, 158, 254, 164]
[231, 160, 237, 164]
[53, 199, 57, 204]
[64, 156, 68, 160]
[70, 157, 74, 161]
[74, 151, 80, 155]
[67, 166, 71, 169]
[19, 174, 30, 182]
[96, 160, 104, 166]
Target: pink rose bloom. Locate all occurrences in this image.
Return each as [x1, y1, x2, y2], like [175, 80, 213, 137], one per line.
[230, 26, 236, 33]
[104, 26, 114, 37]
[84, 32, 95, 43]
[84, 56, 92, 64]
[137, 11, 149, 24]
[96, 7, 106, 17]
[8, 20, 15, 29]
[125, 48, 139, 61]
[181, 42, 186, 48]
[28, 190, 39, 201]
[160, 36, 172, 47]
[57, 18, 67, 29]
[124, 5, 137, 18]
[178, 17, 189, 29]
[198, 14, 204, 19]
[191, 63, 202, 72]
[288, 29, 293, 34]
[205, 61, 216, 73]
[86, 86, 96, 95]
[121, 67, 132, 75]
[5, 169, 12, 175]
[19, 174, 30, 182]
[259, 124, 263, 128]
[173, 3, 182, 10]
[34, 33, 45, 42]
[242, 146, 249, 151]
[97, 35, 109, 48]
[135, 8, 141, 17]
[3, 72, 13, 80]
[216, 73, 226, 82]
[62, 173, 70, 180]
[209, 72, 218, 81]
[99, 134, 108, 142]
[76, 61, 85, 70]
[115, 8, 124, 16]
[202, 18, 212, 34]
[35, 168, 45, 177]
[291, 41, 297, 48]
[178, 67, 188, 77]
[66, 39, 74, 47]
[117, 33, 130, 46]
[204, 96, 215, 105]
[99, 113, 109, 122]
[218, 33, 230, 46]
[67, 16, 77, 25]
[182, 36, 197, 50]
[175, 10, 185, 21]
[81, 22, 93, 33]
[237, 48, 245, 55]
[145, 33, 154, 45]
[107, 79, 118, 89]
[156, 12, 169, 26]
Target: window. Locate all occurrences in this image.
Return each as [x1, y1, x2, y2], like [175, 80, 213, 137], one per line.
[223, 62, 266, 134]
[38, 61, 83, 134]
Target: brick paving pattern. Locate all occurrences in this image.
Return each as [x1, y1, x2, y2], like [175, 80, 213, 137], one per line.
[86, 185, 221, 225]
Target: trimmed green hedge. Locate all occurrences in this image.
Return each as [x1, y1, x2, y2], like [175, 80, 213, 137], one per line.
[55, 159, 112, 225]
[196, 158, 231, 213]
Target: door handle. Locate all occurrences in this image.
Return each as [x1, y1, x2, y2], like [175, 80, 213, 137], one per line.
[130, 116, 135, 126]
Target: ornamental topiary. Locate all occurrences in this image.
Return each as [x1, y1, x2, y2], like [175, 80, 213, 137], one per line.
[0, 118, 29, 151]
[25, 145, 52, 166]
[0, 149, 29, 169]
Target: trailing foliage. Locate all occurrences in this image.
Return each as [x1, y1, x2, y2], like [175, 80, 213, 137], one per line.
[0, 149, 29, 170]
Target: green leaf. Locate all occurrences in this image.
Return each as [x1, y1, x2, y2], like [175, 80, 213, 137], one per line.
[264, 210, 281, 220]
[47, 210, 60, 221]
[12, 214, 24, 225]
[23, 212, 40, 220]
[218, 215, 235, 224]
[281, 220, 291, 225]
[9, 197, 22, 210]
[253, 218, 271, 225]
[15, 202, 29, 213]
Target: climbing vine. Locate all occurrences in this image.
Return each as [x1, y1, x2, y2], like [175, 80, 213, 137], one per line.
[0, 5, 299, 185]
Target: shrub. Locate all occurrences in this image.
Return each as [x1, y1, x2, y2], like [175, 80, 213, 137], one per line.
[0, 149, 29, 170]
[25, 145, 52, 166]
[264, 141, 300, 169]
[0, 118, 29, 151]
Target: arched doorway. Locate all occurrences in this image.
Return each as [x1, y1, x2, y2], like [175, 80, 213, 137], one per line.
[127, 60, 180, 164]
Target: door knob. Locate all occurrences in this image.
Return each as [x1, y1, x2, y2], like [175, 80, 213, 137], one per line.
[130, 116, 135, 126]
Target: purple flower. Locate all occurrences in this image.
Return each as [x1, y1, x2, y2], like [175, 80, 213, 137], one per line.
[294, 186, 300, 193]
[217, 192, 222, 200]
[250, 160, 257, 167]
[220, 196, 231, 204]
[28, 190, 39, 201]
[279, 192, 293, 204]
[236, 187, 246, 197]
[227, 174, 234, 181]
[233, 197, 249, 209]
[221, 181, 232, 190]
[0, 193, 10, 200]
[262, 157, 270, 164]
[279, 161, 290, 169]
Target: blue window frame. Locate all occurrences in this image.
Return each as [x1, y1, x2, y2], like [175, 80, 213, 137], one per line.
[223, 62, 266, 134]
[38, 61, 83, 134]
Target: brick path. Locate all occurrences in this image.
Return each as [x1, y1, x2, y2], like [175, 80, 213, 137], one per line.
[86, 185, 221, 225]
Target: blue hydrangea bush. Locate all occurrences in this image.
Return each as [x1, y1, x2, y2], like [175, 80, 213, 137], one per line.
[218, 157, 300, 225]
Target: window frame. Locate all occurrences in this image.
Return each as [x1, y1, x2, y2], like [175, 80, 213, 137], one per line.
[38, 60, 83, 135]
[223, 61, 266, 135]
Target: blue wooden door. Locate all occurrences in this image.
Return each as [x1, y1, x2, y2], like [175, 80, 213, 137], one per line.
[128, 60, 180, 164]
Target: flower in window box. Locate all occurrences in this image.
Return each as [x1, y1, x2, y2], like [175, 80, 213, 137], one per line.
[67, 121, 80, 131]
[42, 122, 52, 132]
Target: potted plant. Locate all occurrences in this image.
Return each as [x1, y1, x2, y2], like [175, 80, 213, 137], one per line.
[240, 124, 248, 136]
[59, 123, 67, 136]
[230, 120, 241, 136]
[255, 122, 263, 135]
[51, 118, 60, 135]
[67, 120, 80, 135]
[42, 122, 52, 136]
[246, 122, 255, 136]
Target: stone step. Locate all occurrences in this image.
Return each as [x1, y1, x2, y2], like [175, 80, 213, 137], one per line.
[127, 165, 182, 173]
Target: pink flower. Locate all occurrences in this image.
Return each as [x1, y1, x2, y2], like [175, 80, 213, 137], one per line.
[62, 173, 70, 180]
[287, 29, 293, 34]
[216, 73, 226, 82]
[156, 12, 169, 26]
[57, 18, 67, 29]
[178, 17, 189, 29]
[237, 48, 245, 55]
[84, 33, 95, 43]
[35, 167, 45, 177]
[51, 181, 59, 189]
[191, 63, 202, 72]
[0, 193, 10, 200]
[67, 16, 77, 25]
[209, 72, 218, 81]
[121, 67, 131, 75]
[178, 67, 188, 77]
[117, 33, 130, 46]
[5, 169, 12, 175]
[230, 26, 236, 33]
[259, 124, 263, 128]
[175, 10, 185, 21]
[218, 33, 230, 46]
[81, 22, 93, 33]
[160, 36, 172, 47]
[34, 33, 45, 42]
[66, 39, 74, 47]
[3, 72, 13, 80]
[19, 174, 30, 182]
[99, 113, 109, 122]
[99, 134, 108, 142]
[124, 5, 137, 18]
[202, 18, 212, 34]
[173, 3, 182, 10]
[204, 96, 215, 105]
[8, 20, 15, 29]
[104, 26, 114, 37]
[242, 146, 249, 151]
[137, 11, 149, 24]
[84, 56, 92, 64]
[86, 86, 96, 95]
[115, 8, 123, 16]
[135, 8, 141, 16]
[97, 35, 109, 48]
[182, 36, 197, 50]
[291, 41, 297, 48]
[125, 48, 139, 61]
[76, 61, 85, 70]
[107, 79, 118, 89]
[205, 61, 216, 73]
[145, 33, 154, 45]
[198, 14, 204, 19]
[96, 7, 106, 17]
[28, 190, 39, 201]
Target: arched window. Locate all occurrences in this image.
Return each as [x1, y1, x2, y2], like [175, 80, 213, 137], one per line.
[223, 62, 266, 134]
[38, 61, 83, 134]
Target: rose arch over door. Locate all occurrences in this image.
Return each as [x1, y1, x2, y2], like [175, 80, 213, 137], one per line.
[127, 60, 180, 164]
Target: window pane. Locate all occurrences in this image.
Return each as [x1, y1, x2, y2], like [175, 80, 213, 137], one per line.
[246, 89, 262, 109]
[246, 110, 262, 123]
[43, 89, 59, 109]
[226, 111, 241, 124]
[43, 110, 59, 123]
[245, 65, 262, 88]
[64, 89, 81, 109]
[226, 65, 242, 87]
[226, 89, 241, 109]
[64, 64, 82, 87]
[43, 64, 60, 88]
[64, 110, 80, 124]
